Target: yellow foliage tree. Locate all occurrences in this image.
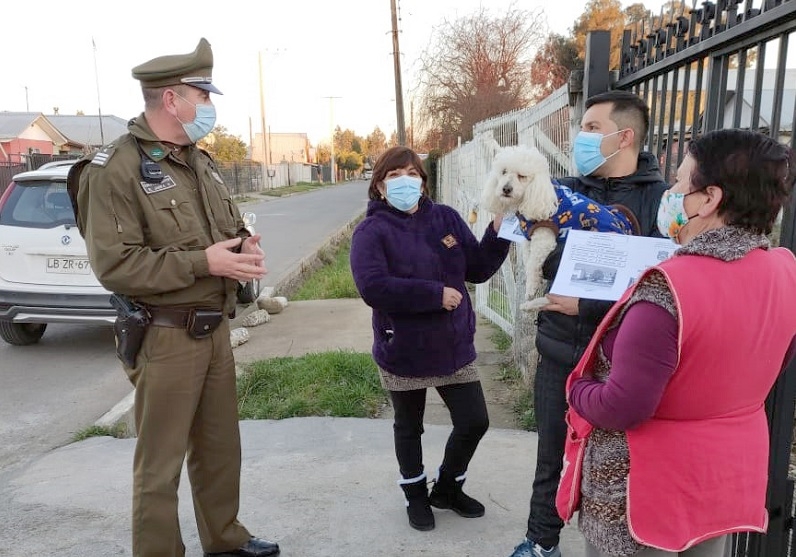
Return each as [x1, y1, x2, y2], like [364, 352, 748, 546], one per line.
[572, 0, 626, 70]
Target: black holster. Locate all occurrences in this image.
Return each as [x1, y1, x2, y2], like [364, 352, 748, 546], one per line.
[110, 294, 151, 368]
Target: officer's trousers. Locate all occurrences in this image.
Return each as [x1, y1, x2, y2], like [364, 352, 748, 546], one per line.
[126, 319, 251, 557]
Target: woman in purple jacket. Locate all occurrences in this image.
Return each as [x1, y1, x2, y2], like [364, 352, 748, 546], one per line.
[350, 146, 510, 532]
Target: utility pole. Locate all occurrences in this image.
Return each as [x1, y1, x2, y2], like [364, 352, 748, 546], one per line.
[323, 96, 341, 184]
[24, 86, 29, 112]
[390, 0, 406, 146]
[91, 38, 105, 145]
[258, 51, 271, 189]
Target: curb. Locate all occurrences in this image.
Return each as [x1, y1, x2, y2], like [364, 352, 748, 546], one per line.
[93, 211, 366, 437]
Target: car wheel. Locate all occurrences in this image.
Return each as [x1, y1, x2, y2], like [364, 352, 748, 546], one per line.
[237, 278, 261, 305]
[0, 322, 47, 345]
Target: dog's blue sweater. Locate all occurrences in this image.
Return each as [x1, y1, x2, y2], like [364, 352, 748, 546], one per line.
[516, 180, 636, 242]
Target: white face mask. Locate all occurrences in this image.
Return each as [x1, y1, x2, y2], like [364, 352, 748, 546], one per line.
[174, 93, 216, 143]
[656, 190, 699, 241]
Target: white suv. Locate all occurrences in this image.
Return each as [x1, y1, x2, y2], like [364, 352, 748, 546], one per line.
[0, 160, 115, 345]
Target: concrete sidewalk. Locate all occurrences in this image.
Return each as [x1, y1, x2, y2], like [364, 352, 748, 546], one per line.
[1, 299, 586, 556]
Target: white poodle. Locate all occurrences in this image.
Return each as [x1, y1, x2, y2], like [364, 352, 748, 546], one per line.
[480, 144, 638, 311]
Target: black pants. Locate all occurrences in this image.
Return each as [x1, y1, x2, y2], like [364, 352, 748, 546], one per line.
[524, 355, 570, 548]
[390, 381, 489, 479]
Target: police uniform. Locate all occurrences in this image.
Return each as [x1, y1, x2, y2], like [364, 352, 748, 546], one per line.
[72, 38, 278, 557]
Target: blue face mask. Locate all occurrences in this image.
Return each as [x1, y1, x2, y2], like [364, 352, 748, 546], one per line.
[572, 129, 624, 176]
[175, 93, 217, 143]
[384, 175, 422, 212]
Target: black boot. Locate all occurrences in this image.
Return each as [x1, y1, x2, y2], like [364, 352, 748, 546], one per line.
[429, 469, 485, 518]
[398, 473, 435, 531]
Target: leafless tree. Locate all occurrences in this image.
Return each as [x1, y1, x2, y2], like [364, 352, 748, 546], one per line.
[414, 3, 548, 151]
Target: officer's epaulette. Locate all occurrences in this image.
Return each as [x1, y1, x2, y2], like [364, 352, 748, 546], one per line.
[90, 143, 117, 167]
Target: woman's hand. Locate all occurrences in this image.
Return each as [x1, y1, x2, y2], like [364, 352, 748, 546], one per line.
[442, 287, 463, 311]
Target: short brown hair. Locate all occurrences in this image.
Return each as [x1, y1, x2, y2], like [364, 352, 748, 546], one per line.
[586, 90, 650, 150]
[687, 129, 795, 235]
[368, 146, 428, 201]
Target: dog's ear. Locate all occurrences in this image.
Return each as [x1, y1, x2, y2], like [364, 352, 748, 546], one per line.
[486, 137, 501, 161]
[518, 165, 558, 221]
[481, 171, 502, 214]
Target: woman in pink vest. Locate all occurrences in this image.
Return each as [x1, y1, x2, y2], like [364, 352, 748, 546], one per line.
[556, 129, 796, 557]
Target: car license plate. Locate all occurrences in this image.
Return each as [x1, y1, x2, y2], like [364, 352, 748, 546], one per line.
[46, 257, 92, 274]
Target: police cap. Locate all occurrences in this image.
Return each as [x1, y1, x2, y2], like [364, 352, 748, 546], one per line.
[131, 38, 222, 95]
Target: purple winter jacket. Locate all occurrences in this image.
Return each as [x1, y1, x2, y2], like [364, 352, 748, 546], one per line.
[350, 198, 510, 377]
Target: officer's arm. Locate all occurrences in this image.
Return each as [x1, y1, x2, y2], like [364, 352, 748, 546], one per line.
[82, 167, 209, 296]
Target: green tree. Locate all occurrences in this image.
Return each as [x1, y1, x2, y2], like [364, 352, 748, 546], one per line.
[200, 126, 247, 162]
[339, 151, 364, 173]
[316, 144, 331, 165]
[571, 0, 626, 70]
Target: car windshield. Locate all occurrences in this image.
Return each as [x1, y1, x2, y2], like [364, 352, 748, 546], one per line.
[0, 181, 76, 228]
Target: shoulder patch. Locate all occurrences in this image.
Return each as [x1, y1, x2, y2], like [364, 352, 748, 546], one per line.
[90, 143, 117, 167]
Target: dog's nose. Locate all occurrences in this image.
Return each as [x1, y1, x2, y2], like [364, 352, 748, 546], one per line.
[502, 184, 513, 195]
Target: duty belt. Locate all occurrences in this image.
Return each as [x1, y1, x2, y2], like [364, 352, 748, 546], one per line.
[147, 307, 194, 328]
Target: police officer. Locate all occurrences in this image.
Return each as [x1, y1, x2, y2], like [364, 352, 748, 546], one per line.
[72, 38, 278, 557]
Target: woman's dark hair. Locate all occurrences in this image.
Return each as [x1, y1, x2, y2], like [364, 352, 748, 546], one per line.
[687, 129, 795, 235]
[367, 146, 428, 201]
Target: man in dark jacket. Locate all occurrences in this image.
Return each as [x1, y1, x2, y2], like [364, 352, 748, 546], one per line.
[507, 90, 670, 557]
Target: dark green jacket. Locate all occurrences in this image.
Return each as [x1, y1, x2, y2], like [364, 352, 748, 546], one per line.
[73, 114, 247, 315]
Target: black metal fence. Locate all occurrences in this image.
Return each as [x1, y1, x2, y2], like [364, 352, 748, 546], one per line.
[578, 1, 796, 555]
[0, 154, 272, 198]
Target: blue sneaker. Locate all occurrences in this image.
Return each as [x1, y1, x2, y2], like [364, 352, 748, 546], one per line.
[508, 538, 562, 557]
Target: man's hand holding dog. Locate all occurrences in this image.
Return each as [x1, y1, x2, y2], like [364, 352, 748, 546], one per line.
[442, 287, 463, 311]
[541, 293, 579, 316]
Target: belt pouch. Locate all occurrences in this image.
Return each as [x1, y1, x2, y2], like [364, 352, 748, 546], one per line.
[187, 309, 224, 339]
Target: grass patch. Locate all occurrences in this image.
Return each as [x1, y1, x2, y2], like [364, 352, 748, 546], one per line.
[237, 351, 386, 419]
[292, 236, 360, 300]
[497, 363, 536, 431]
[490, 326, 512, 352]
[72, 424, 128, 442]
[261, 182, 325, 197]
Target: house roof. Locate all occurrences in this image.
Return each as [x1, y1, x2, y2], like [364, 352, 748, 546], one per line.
[45, 114, 130, 147]
[0, 112, 69, 144]
[0, 112, 40, 141]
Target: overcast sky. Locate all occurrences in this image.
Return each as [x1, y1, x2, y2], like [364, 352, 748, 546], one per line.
[2, 0, 667, 146]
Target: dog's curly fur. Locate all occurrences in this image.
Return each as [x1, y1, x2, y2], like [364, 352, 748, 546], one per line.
[481, 143, 637, 311]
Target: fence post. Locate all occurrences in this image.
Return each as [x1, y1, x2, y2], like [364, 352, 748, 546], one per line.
[573, 31, 613, 142]
[749, 196, 796, 557]
[583, 30, 612, 101]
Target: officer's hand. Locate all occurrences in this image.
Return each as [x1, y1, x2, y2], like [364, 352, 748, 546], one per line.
[206, 238, 266, 281]
[442, 286, 463, 311]
[241, 234, 266, 268]
[541, 294, 579, 316]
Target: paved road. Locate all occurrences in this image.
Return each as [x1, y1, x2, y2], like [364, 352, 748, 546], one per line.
[243, 180, 369, 289]
[0, 180, 368, 481]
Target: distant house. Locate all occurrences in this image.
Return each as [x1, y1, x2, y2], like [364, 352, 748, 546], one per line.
[0, 112, 130, 164]
[45, 114, 129, 151]
[251, 132, 312, 164]
[0, 112, 70, 163]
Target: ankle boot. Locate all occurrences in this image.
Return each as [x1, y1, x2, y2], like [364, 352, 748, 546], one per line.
[429, 469, 485, 518]
[398, 473, 435, 531]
